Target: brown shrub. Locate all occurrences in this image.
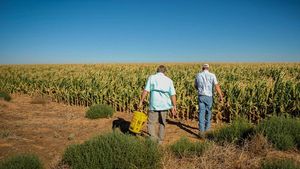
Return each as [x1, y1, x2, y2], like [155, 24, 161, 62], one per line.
[30, 95, 50, 105]
[245, 133, 270, 157]
[164, 142, 262, 169]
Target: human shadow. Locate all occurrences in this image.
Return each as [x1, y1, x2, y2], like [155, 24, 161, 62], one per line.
[166, 119, 199, 137]
[112, 117, 131, 134]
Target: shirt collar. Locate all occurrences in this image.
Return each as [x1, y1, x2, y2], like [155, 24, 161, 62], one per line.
[203, 70, 209, 73]
[156, 72, 165, 76]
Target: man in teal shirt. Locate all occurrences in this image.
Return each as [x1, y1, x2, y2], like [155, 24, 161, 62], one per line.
[139, 65, 177, 144]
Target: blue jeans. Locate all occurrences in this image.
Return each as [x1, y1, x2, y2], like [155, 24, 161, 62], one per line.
[198, 95, 213, 132]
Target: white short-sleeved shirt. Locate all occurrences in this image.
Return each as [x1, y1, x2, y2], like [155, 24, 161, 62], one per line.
[145, 72, 176, 111]
[195, 70, 218, 97]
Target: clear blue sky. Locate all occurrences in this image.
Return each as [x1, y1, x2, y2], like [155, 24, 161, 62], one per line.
[0, 0, 299, 64]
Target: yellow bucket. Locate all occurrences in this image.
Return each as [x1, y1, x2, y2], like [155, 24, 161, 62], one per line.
[129, 111, 148, 134]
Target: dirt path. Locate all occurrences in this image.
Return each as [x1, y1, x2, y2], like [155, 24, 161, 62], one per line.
[0, 94, 204, 168]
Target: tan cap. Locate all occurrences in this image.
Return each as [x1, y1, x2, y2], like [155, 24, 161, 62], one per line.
[202, 64, 209, 68]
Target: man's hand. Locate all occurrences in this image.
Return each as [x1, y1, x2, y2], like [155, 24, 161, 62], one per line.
[171, 106, 177, 118]
[139, 90, 149, 111]
[215, 84, 224, 102]
[170, 95, 177, 118]
[219, 95, 224, 102]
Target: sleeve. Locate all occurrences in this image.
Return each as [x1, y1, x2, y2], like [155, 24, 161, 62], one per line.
[213, 74, 218, 85]
[144, 76, 151, 92]
[169, 81, 176, 96]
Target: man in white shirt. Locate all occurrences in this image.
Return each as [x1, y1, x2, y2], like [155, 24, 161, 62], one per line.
[195, 64, 223, 138]
[139, 65, 177, 144]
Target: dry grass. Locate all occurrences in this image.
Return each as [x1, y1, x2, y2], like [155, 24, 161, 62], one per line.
[266, 151, 300, 164]
[30, 95, 50, 105]
[0, 99, 17, 110]
[197, 144, 261, 169]
[164, 143, 262, 169]
[245, 133, 270, 157]
[0, 99, 8, 108]
[164, 134, 300, 169]
[162, 150, 200, 169]
[49, 156, 70, 169]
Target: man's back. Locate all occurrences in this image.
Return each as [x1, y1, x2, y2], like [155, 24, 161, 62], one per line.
[195, 70, 218, 97]
[145, 73, 175, 111]
[147, 73, 173, 93]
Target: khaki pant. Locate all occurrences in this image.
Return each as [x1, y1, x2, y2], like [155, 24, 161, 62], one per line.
[148, 111, 168, 143]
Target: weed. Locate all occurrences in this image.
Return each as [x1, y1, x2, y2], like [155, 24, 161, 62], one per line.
[0, 154, 43, 169]
[257, 116, 300, 150]
[0, 91, 11, 102]
[169, 137, 210, 158]
[262, 158, 300, 169]
[63, 131, 162, 169]
[85, 104, 114, 119]
[209, 117, 254, 144]
[0, 130, 11, 139]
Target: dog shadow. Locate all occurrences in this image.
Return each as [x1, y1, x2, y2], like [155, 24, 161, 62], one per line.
[112, 117, 149, 137]
[112, 117, 131, 134]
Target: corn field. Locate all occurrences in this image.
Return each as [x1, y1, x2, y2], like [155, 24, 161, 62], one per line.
[0, 63, 299, 122]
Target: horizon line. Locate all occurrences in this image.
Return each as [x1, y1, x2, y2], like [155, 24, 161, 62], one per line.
[1, 61, 300, 66]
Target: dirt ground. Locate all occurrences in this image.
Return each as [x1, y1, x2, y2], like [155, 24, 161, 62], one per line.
[1, 94, 299, 169]
[0, 94, 205, 169]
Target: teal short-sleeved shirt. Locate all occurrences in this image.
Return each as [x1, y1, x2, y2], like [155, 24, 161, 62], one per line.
[145, 72, 176, 111]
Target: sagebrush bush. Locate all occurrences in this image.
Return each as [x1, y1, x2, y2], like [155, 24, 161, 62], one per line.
[0, 154, 43, 169]
[170, 137, 210, 158]
[0, 91, 11, 101]
[85, 104, 114, 119]
[63, 131, 162, 169]
[257, 116, 300, 150]
[271, 133, 295, 150]
[209, 117, 254, 144]
[261, 158, 300, 169]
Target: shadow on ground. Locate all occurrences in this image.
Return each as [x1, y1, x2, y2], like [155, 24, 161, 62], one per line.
[112, 117, 199, 138]
[112, 117, 150, 137]
[167, 119, 199, 138]
[112, 117, 131, 133]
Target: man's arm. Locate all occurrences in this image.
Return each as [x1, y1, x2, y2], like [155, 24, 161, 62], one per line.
[139, 76, 151, 109]
[138, 90, 149, 108]
[169, 81, 177, 117]
[170, 95, 177, 116]
[215, 84, 223, 102]
[194, 77, 198, 90]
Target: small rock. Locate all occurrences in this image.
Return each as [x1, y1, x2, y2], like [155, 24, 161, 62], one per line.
[68, 133, 75, 140]
[54, 132, 60, 138]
